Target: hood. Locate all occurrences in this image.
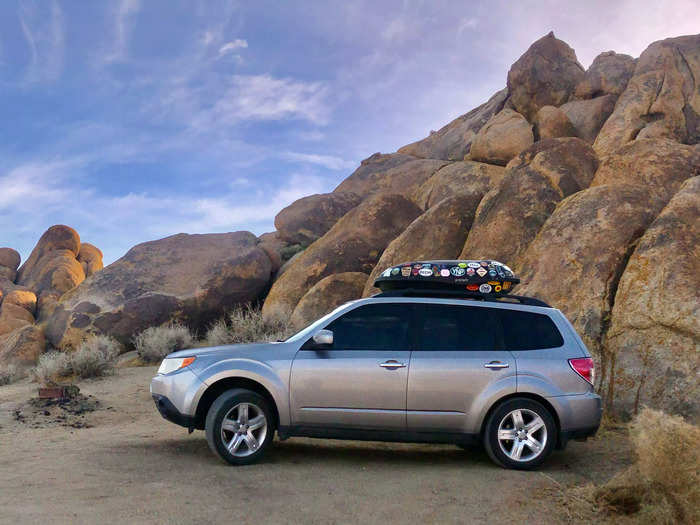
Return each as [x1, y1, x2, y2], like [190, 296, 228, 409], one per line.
[167, 341, 286, 360]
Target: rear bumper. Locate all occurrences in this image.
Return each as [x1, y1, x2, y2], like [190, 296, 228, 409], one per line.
[551, 391, 602, 448]
[152, 394, 196, 429]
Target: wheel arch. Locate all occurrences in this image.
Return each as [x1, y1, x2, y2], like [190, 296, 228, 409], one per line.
[194, 377, 280, 430]
[479, 392, 563, 448]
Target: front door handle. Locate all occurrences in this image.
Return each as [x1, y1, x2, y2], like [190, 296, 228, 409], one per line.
[379, 360, 407, 369]
[484, 361, 509, 369]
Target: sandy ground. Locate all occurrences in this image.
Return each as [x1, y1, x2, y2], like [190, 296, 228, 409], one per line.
[0, 366, 632, 525]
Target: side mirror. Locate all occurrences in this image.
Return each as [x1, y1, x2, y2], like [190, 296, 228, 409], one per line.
[312, 329, 333, 347]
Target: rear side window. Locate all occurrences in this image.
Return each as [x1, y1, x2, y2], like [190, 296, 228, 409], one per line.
[498, 309, 563, 350]
[325, 303, 411, 350]
[416, 304, 503, 351]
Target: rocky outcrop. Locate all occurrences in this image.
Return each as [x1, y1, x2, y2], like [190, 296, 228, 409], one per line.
[262, 193, 421, 322]
[333, 152, 416, 195]
[518, 184, 660, 359]
[0, 248, 20, 283]
[413, 161, 505, 210]
[507, 31, 585, 121]
[533, 105, 577, 140]
[469, 109, 534, 166]
[257, 232, 288, 274]
[77, 243, 103, 278]
[605, 177, 699, 418]
[0, 325, 45, 366]
[594, 35, 700, 157]
[560, 95, 617, 143]
[462, 138, 598, 263]
[335, 156, 449, 201]
[590, 138, 700, 205]
[44, 232, 272, 349]
[275, 192, 361, 245]
[398, 88, 509, 160]
[575, 51, 636, 98]
[289, 272, 368, 330]
[363, 194, 480, 296]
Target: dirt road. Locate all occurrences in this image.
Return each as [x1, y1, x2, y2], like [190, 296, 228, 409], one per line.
[0, 366, 630, 524]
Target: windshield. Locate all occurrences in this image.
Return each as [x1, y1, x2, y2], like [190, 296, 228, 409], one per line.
[284, 301, 359, 343]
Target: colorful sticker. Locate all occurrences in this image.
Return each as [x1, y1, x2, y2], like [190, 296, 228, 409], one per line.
[488, 269, 497, 277]
[450, 267, 466, 277]
[476, 267, 487, 277]
[412, 267, 420, 276]
[466, 267, 475, 276]
[414, 263, 423, 269]
[502, 281, 511, 290]
[419, 268, 433, 277]
[391, 267, 400, 276]
[401, 266, 411, 277]
[488, 281, 500, 286]
[466, 284, 479, 291]
[440, 269, 450, 277]
[494, 285, 502, 292]
[467, 262, 481, 268]
[479, 283, 492, 293]
[382, 268, 392, 277]
[496, 265, 506, 278]
[480, 261, 489, 267]
[458, 262, 467, 268]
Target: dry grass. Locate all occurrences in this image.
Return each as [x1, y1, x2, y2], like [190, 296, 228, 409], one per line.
[559, 408, 700, 524]
[31, 335, 122, 385]
[0, 363, 21, 386]
[201, 304, 292, 347]
[133, 323, 196, 363]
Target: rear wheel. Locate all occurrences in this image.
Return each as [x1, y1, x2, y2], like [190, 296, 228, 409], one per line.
[205, 389, 274, 465]
[484, 398, 556, 470]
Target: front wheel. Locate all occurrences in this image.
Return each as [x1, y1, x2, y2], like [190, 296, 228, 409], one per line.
[205, 389, 274, 465]
[483, 398, 556, 470]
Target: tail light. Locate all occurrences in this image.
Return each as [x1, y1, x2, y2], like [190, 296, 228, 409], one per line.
[569, 357, 595, 385]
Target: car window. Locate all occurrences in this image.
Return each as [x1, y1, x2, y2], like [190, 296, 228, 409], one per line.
[325, 303, 411, 350]
[415, 303, 503, 351]
[498, 309, 564, 350]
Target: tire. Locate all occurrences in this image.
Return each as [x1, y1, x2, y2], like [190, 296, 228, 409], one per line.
[205, 389, 275, 465]
[483, 398, 556, 470]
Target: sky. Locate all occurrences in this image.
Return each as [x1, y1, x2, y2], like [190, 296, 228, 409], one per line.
[1, 0, 698, 264]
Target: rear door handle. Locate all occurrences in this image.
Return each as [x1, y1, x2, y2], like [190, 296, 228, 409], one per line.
[380, 360, 407, 369]
[484, 361, 509, 369]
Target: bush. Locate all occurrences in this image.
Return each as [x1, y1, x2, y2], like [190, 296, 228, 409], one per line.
[31, 335, 122, 385]
[0, 364, 20, 386]
[202, 304, 292, 347]
[133, 323, 196, 363]
[70, 335, 121, 379]
[591, 408, 699, 524]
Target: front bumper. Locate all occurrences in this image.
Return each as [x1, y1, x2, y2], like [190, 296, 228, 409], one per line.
[152, 394, 196, 428]
[149, 368, 206, 428]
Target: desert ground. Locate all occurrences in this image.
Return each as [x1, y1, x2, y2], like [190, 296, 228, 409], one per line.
[0, 366, 631, 525]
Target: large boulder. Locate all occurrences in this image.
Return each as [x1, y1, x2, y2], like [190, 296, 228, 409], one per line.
[462, 138, 598, 263]
[560, 95, 617, 143]
[575, 51, 636, 99]
[590, 138, 700, 205]
[518, 184, 660, 362]
[274, 192, 361, 245]
[0, 248, 20, 282]
[262, 193, 421, 322]
[333, 152, 417, 195]
[257, 232, 288, 274]
[413, 161, 505, 210]
[289, 272, 368, 330]
[0, 325, 45, 366]
[533, 105, 577, 140]
[0, 302, 35, 335]
[363, 194, 480, 296]
[605, 177, 700, 419]
[398, 88, 509, 160]
[594, 35, 700, 157]
[469, 109, 534, 166]
[16, 225, 86, 299]
[335, 157, 449, 202]
[77, 243, 103, 278]
[3, 290, 37, 315]
[44, 231, 273, 349]
[507, 32, 585, 121]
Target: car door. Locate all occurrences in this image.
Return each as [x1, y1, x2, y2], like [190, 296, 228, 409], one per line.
[290, 302, 412, 430]
[406, 302, 516, 433]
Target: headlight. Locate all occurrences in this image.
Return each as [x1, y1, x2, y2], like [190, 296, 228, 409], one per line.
[157, 356, 196, 375]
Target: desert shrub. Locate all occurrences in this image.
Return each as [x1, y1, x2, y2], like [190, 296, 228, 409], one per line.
[70, 335, 121, 379]
[133, 323, 196, 363]
[202, 304, 292, 347]
[279, 243, 305, 262]
[588, 408, 700, 524]
[32, 351, 71, 386]
[0, 364, 20, 386]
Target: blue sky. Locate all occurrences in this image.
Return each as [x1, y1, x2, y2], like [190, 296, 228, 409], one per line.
[1, 0, 698, 264]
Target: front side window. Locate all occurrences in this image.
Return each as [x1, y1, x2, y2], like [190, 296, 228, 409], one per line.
[325, 303, 411, 350]
[416, 303, 503, 351]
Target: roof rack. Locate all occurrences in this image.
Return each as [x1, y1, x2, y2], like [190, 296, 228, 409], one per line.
[373, 288, 551, 308]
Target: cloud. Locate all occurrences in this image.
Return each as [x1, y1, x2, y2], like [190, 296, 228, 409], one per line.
[103, 0, 141, 63]
[282, 152, 356, 171]
[218, 38, 248, 57]
[17, 0, 65, 83]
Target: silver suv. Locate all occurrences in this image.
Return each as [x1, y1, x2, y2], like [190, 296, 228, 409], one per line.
[150, 293, 601, 470]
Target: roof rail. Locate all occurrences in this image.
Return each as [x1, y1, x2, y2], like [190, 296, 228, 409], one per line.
[372, 288, 551, 308]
